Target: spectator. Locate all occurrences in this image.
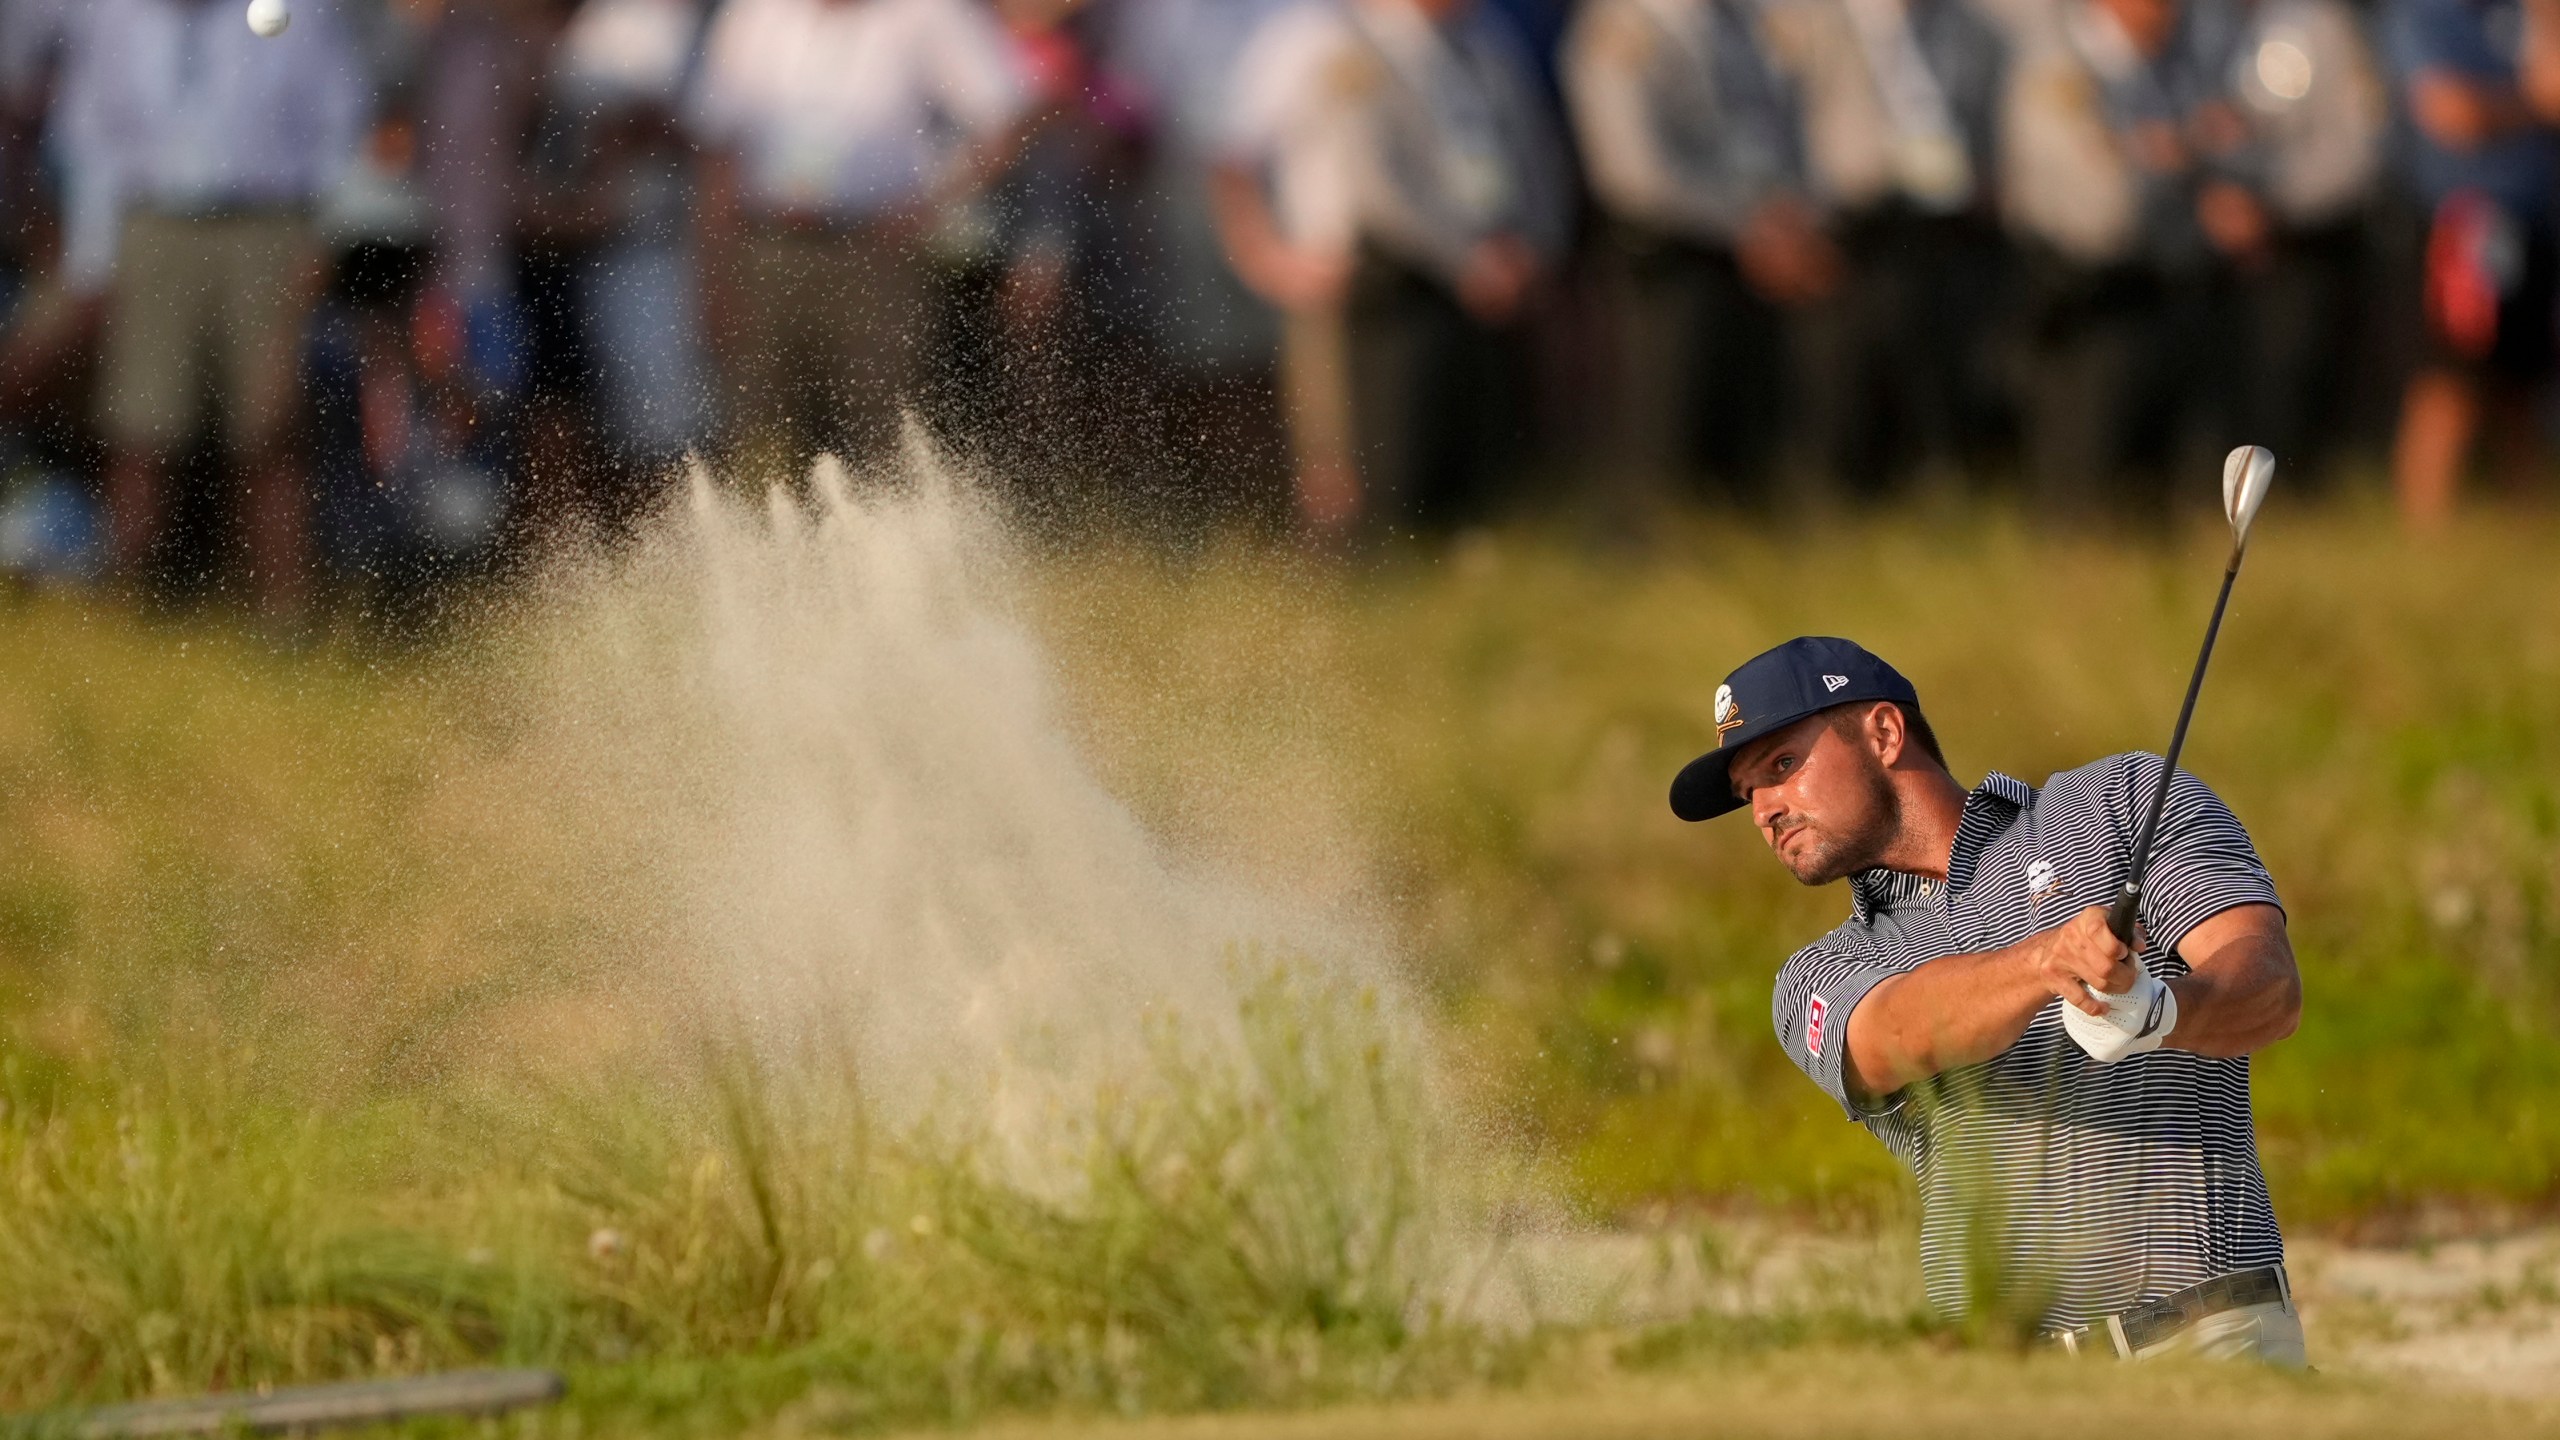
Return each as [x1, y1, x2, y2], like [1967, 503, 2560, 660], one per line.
[2384, 0, 2560, 524]
[2227, 0, 2387, 480]
[306, 108, 511, 603]
[52, 0, 368, 618]
[1093, 0, 1301, 522]
[1216, 0, 1573, 540]
[0, 0, 82, 441]
[1772, 0, 2012, 492]
[687, 0, 1034, 480]
[2000, 0, 2263, 514]
[952, 0, 1156, 499]
[1563, 0, 1838, 507]
[534, 0, 715, 529]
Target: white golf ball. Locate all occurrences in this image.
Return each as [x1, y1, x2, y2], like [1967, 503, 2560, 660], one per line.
[245, 0, 291, 38]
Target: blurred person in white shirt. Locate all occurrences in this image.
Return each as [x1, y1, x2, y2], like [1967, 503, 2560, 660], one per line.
[53, 0, 367, 618]
[2223, 0, 2385, 482]
[1765, 0, 2012, 493]
[1564, 0, 1840, 507]
[1212, 0, 1572, 540]
[687, 0, 1032, 477]
[1998, 0, 2269, 514]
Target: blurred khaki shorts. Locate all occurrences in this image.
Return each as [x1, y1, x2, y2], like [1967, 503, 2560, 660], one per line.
[97, 209, 317, 452]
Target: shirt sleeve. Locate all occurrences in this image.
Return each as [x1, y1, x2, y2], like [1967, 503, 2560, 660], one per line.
[1771, 924, 1908, 1120]
[304, 3, 372, 201]
[48, 5, 125, 292]
[1563, 0, 1789, 244]
[1219, 6, 1331, 163]
[2111, 753, 2284, 958]
[927, 0, 1032, 140]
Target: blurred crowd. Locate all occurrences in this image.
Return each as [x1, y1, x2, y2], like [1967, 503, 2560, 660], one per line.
[0, 0, 2552, 616]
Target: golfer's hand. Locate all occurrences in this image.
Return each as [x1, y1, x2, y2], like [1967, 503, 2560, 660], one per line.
[2062, 967, 2178, 1062]
[2026, 906, 2141, 1015]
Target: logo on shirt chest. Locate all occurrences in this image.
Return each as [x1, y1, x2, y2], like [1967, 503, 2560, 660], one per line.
[1805, 994, 1828, 1058]
[2026, 857, 2060, 906]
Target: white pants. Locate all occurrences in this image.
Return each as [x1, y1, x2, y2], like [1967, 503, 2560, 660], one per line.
[2131, 1299, 2308, 1368]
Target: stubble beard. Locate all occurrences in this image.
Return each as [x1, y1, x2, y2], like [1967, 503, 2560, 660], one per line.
[1777, 765, 1902, 887]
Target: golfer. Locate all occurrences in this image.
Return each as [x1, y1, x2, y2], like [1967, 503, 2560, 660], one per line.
[1671, 636, 2305, 1362]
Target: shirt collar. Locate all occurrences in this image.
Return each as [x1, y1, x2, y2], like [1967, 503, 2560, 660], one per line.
[1848, 770, 2035, 921]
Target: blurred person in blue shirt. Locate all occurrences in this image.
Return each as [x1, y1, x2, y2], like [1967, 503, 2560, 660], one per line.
[305, 108, 510, 611]
[522, 0, 716, 530]
[2383, 0, 2560, 523]
[1089, 0, 1302, 520]
[937, 0, 1162, 500]
[687, 0, 1034, 479]
[0, 0, 82, 454]
[52, 0, 368, 618]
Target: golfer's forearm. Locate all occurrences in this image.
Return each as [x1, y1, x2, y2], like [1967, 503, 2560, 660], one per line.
[1209, 166, 1287, 294]
[1842, 947, 2048, 1099]
[2169, 940, 2301, 1056]
[2156, 903, 2299, 1056]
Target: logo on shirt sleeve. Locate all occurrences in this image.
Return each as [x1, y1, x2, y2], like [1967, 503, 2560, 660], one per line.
[1805, 994, 1828, 1058]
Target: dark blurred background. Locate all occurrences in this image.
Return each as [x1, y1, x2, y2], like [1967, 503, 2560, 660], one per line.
[0, 0, 2550, 620]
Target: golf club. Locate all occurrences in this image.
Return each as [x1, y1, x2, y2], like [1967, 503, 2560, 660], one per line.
[2104, 444, 2277, 946]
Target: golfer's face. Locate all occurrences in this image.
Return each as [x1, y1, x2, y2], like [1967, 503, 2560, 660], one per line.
[1729, 714, 1887, 884]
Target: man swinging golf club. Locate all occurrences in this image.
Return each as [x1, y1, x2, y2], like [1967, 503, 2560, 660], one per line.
[1670, 449, 2306, 1363]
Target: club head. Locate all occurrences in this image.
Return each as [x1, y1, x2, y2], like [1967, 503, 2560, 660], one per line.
[2222, 445, 2276, 547]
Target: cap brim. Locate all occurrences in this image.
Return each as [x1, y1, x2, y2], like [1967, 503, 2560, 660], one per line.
[1669, 749, 1745, 821]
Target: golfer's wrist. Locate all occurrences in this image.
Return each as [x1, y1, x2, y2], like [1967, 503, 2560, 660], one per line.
[2006, 936, 2104, 1014]
[2161, 973, 2209, 1049]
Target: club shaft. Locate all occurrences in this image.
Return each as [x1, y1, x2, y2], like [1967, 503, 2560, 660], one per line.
[2107, 549, 2243, 944]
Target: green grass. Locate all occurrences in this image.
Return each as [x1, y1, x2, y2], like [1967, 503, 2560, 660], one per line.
[1039, 502, 2560, 1227]
[877, 1353, 2560, 1440]
[0, 956, 1518, 1421]
[1, 496, 2556, 1426]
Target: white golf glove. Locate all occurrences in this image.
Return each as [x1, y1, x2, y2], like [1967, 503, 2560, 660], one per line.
[2062, 969, 2178, 1063]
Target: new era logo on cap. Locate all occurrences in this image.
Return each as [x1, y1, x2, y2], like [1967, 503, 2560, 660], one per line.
[1823, 674, 1850, 693]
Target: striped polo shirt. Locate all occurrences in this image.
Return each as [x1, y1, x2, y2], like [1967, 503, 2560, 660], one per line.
[1773, 752, 2286, 1329]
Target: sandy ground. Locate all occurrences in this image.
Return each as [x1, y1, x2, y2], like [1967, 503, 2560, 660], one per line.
[1486, 1221, 2560, 1399]
[884, 1229, 2560, 1439]
[2291, 1230, 2560, 1397]
[839, 1225, 2560, 1440]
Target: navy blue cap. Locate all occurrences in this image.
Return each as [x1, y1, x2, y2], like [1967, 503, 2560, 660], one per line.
[1669, 637, 1922, 821]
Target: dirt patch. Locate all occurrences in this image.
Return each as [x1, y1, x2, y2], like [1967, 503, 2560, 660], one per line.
[2291, 1231, 2560, 1397]
[1523, 1222, 2560, 1397]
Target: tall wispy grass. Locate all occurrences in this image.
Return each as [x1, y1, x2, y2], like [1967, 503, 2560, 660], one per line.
[0, 958, 1508, 1419]
[2, 498, 2554, 1419]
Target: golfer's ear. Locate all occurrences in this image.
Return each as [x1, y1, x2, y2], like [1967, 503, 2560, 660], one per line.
[1872, 703, 1910, 765]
